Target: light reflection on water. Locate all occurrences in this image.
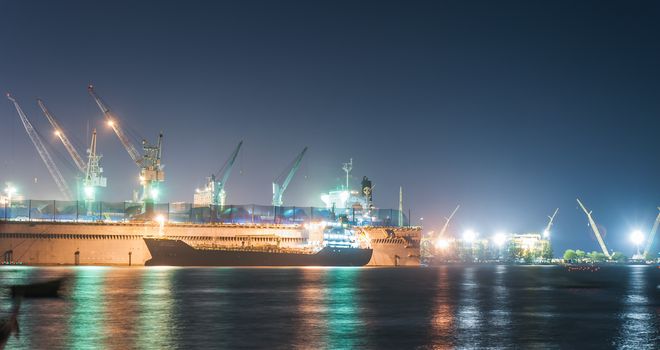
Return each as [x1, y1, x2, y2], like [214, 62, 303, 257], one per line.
[324, 268, 364, 349]
[0, 265, 658, 349]
[616, 266, 657, 348]
[69, 267, 106, 350]
[137, 268, 176, 349]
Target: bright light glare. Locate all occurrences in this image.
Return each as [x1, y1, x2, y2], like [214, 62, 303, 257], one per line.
[150, 188, 159, 200]
[84, 186, 94, 198]
[155, 214, 165, 224]
[54, 130, 61, 136]
[436, 238, 450, 249]
[630, 230, 644, 245]
[4, 184, 16, 195]
[493, 233, 507, 247]
[543, 229, 550, 238]
[463, 229, 477, 242]
[107, 120, 114, 126]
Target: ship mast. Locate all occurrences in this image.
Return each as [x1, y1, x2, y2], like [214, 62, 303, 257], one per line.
[342, 158, 353, 190]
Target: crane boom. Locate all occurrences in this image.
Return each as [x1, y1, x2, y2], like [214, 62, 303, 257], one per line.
[217, 141, 243, 190]
[576, 198, 611, 259]
[642, 207, 660, 258]
[438, 205, 460, 237]
[37, 99, 86, 173]
[214, 140, 243, 206]
[87, 85, 142, 165]
[272, 147, 307, 206]
[7, 94, 73, 200]
[544, 208, 559, 238]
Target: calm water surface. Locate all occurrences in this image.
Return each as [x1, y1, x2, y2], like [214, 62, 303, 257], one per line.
[1, 265, 659, 349]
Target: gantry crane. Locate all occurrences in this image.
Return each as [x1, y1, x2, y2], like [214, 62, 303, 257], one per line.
[37, 98, 106, 203]
[272, 147, 307, 206]
[576, 198, 611, 259]
[210, 140, 243, 208]
[7, 94, 73, 200]
[543, 208, 559, 239]
[87, 85, 164, 211]
[642, 207, 660, 258]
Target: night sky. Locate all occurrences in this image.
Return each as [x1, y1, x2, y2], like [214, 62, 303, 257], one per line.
[1, 0, 659, 256]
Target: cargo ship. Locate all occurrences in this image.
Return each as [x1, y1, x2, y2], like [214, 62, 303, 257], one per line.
[143, 238, 373, 266]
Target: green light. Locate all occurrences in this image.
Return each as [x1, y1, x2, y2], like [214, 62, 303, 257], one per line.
[324, 268, 363, 348]
[69, 267, 106, 349]
[84, 186, 95, 199]
[150, 188, 160, 201]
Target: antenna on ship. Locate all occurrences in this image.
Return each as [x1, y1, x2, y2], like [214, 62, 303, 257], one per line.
[342, 158, 353, 190]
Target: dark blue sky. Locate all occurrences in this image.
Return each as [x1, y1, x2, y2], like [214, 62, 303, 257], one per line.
[1, 0, 659, 255]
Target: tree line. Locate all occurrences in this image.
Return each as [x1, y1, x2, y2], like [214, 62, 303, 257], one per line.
[562, 249, 626, 262]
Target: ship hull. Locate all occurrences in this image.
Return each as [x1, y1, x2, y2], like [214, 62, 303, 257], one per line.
[144, 238, 373, 266]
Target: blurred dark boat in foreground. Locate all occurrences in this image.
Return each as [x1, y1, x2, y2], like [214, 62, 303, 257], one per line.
[0, 299, 20, 350]
[10, 277, 66, 298]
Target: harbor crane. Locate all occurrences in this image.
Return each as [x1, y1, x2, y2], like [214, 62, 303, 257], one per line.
[7, 94, 73, 200]
[543, 208, 559, 239]
[272, 147, 307, 206]
[87, 85, 164, 210]
[576, 198, 611, 259]
[37, 99, 107, 203]
[209, 140, 243, 207]
[642, 207, 660, 258]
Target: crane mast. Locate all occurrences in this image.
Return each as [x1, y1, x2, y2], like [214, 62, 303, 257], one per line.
[7, 94, 73, 200]
[37, 99, 87, 173]
[82, 129, 107, 203]
[137, 133, 164, 204]
[576, 198, 611, 259]
[272, 147, 307, 206]
[642, 207, 660, 258]
[88, 85, 164, 209]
